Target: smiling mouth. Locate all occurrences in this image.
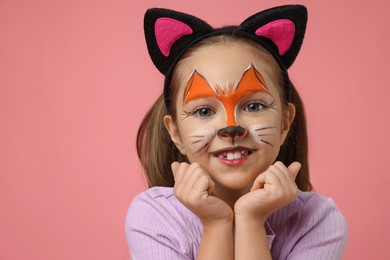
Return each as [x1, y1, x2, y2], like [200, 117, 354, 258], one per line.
[212, 147, 255, 161]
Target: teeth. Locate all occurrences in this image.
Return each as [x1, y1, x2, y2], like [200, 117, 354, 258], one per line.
[220, 150, 250, 161]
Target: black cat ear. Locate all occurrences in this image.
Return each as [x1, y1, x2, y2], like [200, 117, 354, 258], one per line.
[237, 5, 307, 69]
[144, 8, 214, 75]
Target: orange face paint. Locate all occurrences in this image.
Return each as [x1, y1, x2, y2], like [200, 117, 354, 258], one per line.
[183, 64, 268, 126]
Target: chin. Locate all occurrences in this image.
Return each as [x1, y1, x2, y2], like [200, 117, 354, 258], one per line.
[211, 169, 258, 190]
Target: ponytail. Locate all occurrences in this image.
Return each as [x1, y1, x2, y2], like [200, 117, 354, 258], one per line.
[136, 95, 188, 187]
[277, 81, 313, 191]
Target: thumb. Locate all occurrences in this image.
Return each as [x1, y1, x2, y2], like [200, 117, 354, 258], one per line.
[171, 162, 180, 176]
[287, 162, 301, 179]
[207, 177, 216, 195]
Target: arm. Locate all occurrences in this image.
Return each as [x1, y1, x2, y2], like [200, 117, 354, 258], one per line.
[172, 162, 234, 260]
[234, 216, 272, 260]
[234, 161, 301, 259]
[197, 221, 233, 260]
[125, 193, 193, 260]
[286, 196, 348, 260]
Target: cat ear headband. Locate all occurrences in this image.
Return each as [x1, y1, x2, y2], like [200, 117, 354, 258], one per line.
[144, 5, 307, 110]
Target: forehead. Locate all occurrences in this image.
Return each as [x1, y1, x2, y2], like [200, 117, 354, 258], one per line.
[178, 43, 279, 88]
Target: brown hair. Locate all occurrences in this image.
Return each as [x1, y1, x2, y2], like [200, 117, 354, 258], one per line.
[137, 34, 313, 191]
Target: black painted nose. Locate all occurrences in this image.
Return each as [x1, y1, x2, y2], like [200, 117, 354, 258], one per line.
[217, 126, 247, 140]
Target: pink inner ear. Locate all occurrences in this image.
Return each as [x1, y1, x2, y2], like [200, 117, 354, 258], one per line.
[155, 17, 193, 57]
[255, 19, 295, 56]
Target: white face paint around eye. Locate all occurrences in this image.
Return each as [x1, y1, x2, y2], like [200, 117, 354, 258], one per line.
[188, 129, 217, 153]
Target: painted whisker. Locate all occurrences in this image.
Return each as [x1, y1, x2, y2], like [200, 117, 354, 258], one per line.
[249, 125, 278, 146]
[257, 133, 276, 137]
[261, 139, 274, 147]
[253, 126, 277, 131]
[191, 139, 204, 145]
[188, 129, 216, 154]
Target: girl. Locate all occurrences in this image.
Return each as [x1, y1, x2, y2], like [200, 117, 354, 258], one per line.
[126, 5, 348, 259]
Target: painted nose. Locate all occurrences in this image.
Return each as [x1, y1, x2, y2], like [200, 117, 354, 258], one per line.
[217, 126, 248, 141]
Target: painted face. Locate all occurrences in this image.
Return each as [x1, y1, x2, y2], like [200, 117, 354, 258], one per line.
[180, 63, 279, 153]
[183, 64, 268, 127]
[165, 43, 294, 191]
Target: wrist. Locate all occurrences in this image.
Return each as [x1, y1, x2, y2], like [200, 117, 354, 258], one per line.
[202, 220, 234, 238]
[234, 212, 267, 225]
[202, 218, 234, 229]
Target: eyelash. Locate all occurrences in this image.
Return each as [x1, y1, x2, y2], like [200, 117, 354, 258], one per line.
[183, 105, 216, 119]
[243, 100, 271, 112]
[182, 100, 275, 119]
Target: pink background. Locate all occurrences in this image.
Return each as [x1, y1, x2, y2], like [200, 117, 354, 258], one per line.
[1, 0, 389, 259]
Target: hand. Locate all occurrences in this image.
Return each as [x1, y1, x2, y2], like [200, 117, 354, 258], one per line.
[172, 162, 234, 226]
[234, 161, 301, 222]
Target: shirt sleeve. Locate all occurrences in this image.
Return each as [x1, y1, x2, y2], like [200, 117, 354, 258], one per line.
[286, 197, 348, 260]
[125, 192, 192, 260]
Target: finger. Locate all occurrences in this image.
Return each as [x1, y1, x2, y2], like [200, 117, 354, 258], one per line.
[182, 162, 204, 183]
[273, 161, 293, 183]
[274, 161, 301, 183]
[207, 177, 216, 195]
[172, 162, 190, 185]
[176, 163, 208, 195]
[192, 174, 214, 197]
[273, 161, 299, 196]
[171, 162, 180, 176]
[251, 165, 282, 191]
[287, 162, 301, 179]
[192, 164, 215, 194]
[251, 173, 265, 191]
[184, 165, 207, 190]
[185, 164, 215, 194]
[173, 162, 193, 198]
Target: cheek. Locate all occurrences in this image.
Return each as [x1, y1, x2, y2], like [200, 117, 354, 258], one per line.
[244, 112, 284, 146]
[181, 127, 216, 154]
[248, 124, 279, 147]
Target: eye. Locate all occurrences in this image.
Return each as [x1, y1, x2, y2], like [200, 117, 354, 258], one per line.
[243, 101, 265, 112]
[194, 106, 215, 118]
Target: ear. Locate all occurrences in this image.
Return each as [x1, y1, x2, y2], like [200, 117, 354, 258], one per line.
[280, 103, 296, 145]
[237, 5, 307, 69]
[163, 115, 186, 155]
[144, 8, 213, 75]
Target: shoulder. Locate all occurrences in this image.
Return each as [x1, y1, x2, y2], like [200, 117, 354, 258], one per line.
[284, 191, 348, 236]
[127, 186, 177, 210]
[125, 187, 202, 259]
[295, 191, 348, 230]
[269, 191, 348, 259]
[270, 191, 347, 223]
[126, 186, 201, 232]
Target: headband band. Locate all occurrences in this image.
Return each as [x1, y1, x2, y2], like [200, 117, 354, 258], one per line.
[144, 5, 307, 110]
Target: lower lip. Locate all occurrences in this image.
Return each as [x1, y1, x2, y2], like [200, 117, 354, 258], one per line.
[216, 154, 251, 166]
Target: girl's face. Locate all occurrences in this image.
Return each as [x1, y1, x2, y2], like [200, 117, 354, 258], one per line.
[164, 43, 295, 192]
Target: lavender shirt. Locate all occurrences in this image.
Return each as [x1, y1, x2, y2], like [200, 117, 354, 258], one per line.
[125, 187, 348, 259]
